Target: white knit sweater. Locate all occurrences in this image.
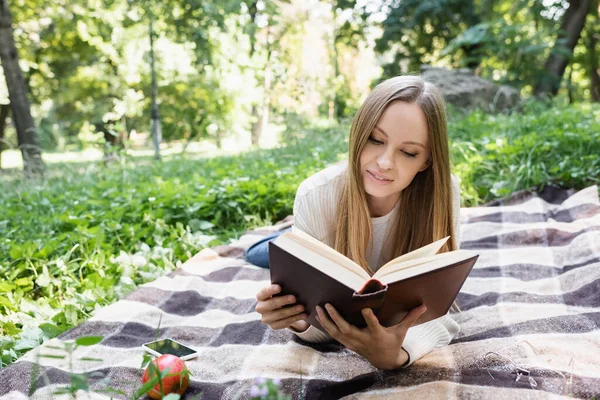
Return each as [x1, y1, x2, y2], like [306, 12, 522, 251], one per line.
[290, 159, 462, 367]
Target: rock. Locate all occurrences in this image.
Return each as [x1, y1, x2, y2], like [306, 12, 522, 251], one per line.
[420, 65, 521, 113]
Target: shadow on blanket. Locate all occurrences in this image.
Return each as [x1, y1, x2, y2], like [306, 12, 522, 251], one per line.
[1, 185, 599, 400]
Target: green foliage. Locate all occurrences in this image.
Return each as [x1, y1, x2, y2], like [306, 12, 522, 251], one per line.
[442, 19, 554, 87]
[374, 0, 599, 98]
[375, 0, 481, 74]
[448, 101, 600, 205]
[0, 122, 347, 367]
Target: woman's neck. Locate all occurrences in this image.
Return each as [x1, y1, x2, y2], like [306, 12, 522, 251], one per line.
[367, 194, 400, 217]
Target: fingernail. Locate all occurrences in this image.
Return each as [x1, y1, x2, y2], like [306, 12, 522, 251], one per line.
[296, 305, 304, 312]
[288, 296, 295, 302]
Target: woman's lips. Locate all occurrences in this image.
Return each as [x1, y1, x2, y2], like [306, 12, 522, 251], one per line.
[367, 170, 394, 184]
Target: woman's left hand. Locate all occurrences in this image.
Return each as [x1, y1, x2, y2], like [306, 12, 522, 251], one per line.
[315, 303, 427, 370]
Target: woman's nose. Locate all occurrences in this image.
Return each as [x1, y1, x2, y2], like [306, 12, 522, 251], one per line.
[376, 150, 394, 170]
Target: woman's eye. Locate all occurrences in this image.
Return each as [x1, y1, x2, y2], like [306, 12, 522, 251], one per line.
[369, 136, 418, 158]
[368, 136, 383, 145]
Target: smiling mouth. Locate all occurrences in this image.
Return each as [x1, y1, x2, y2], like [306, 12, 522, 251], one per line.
[368, 170, 393, 182]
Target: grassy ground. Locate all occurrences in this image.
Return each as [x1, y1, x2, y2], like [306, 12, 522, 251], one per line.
[0, 101, 599, 368]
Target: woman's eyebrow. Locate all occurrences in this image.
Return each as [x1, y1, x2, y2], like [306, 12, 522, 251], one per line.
[374, 125, 426, 149]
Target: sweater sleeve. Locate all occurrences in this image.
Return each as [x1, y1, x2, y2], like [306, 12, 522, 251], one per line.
[290, 324, 333, 343]
[401, 314, 460, 367]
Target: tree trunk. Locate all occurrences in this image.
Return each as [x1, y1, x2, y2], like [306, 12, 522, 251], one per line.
[0, 103, 9, 169]
[259, 26, 273, 145]
[567, 64, 574, 103]
[0, 0, 44, 177]
[250, 105, 261, 147]
[587, 9, 600, 101]
[149, 9, 161, 161]
[534, 0, 592, 98]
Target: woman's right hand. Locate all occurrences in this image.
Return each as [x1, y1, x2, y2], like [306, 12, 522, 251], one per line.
[255, 284, 309, 332]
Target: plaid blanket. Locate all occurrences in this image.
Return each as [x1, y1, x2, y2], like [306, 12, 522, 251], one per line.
[1, 185, 599, 399]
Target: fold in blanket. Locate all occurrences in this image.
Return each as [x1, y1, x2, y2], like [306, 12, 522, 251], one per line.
[1, 185, 599, 400]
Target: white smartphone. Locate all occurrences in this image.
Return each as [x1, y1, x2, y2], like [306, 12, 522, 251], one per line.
[142, 338, 199, 361]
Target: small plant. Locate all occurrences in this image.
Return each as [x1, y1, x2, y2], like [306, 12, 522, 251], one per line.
[30, 335, 127, 398]
[249, 377, 291, 400]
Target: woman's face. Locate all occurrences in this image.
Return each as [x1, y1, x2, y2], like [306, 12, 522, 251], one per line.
[359, 101, 431, 213]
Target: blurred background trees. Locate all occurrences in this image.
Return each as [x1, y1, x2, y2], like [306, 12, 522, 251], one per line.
[0, 0, 598, 172]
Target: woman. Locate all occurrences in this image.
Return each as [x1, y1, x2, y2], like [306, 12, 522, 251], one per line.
[249, 75, 461, 369]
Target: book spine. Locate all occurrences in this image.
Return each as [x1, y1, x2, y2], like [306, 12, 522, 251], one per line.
[351, 279, 387, 312]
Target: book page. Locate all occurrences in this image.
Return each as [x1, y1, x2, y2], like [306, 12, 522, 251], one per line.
[376, 250, 476, 284]
[287, 227, 370, 280]
[273, 233, 368, 290]
[375, 236, 450, 275]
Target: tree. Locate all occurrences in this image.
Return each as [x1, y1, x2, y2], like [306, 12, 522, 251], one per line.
[0, 103, 8, 169]
[585, 2, 600, 101]
[375, 0, 481, 76]
[534, 0, 593, 98]
[242, 0, 289, 147]
[0, 0, 44, 176]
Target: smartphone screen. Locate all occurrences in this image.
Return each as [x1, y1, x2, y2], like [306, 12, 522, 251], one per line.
[143, 339, 197, 358]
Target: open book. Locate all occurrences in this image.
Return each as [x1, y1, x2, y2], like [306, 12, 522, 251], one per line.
[268, 226, 479, 331]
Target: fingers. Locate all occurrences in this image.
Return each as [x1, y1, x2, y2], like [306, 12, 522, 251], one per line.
[316, 305, 336, 335]
[261, 304, 305, 324]
[270, 311, 308, 330]
[255, 293, 297, 314]
[255, 285, 307, 330]
[324, 304, 353, 334]
[397, 305, 427, 333]
[361, 308, 381, 333]
[256, 284, 281, 302]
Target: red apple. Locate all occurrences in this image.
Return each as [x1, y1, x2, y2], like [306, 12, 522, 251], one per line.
[142, 354, 190, 400]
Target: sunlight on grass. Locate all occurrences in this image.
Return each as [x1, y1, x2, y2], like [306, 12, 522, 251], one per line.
[0, 124, 285, 170]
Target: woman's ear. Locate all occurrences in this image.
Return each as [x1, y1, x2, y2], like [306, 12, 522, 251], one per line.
[419, 157, 431, 172]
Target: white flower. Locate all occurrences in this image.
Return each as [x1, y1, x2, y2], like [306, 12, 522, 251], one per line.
[131, 254, 146, 268]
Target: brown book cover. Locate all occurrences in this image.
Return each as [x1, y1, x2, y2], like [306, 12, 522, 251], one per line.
[269, 241, 478, 331]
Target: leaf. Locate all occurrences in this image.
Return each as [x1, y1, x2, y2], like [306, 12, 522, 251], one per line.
[14, 277, 32, 287]
[9, 246, 22, 260]
[75, 335, 103, 346]
[39, 323, 63, 339]
[14, 338, 39, 351]
[35, 265, 51, 288]
[38, 353, 66, 359]
[79, 356, 104, 362]
[69, 373, 89, 391]
[134, 374, 162, 398]
[0, 296, 14, 309]
[0, 281, 16, 292]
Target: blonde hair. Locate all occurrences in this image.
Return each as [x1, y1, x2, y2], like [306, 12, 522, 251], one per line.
[332, 76, 456, 274]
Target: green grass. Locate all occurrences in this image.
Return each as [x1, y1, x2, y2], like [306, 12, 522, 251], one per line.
[0, 101, 599, 368]
[448, 101, 600, 205]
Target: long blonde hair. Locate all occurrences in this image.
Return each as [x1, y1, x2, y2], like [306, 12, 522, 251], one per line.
[332, 76, 456, 274]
